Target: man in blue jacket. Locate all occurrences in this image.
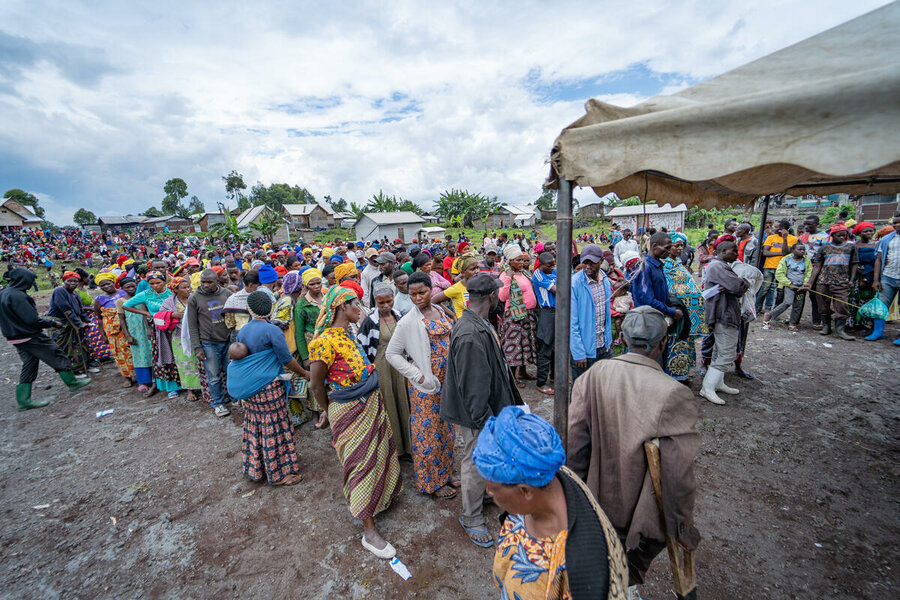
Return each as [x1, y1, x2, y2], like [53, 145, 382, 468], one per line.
[632, 232, 684, 367]
[569, 244, 613, 383]
[867, 213, 900, 343]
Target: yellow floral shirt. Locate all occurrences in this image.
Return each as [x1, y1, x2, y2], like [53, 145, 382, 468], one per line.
[308, 327, 372, 391]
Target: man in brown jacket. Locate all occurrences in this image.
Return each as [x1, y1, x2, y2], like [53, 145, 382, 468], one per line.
[567, 305, 701, 592]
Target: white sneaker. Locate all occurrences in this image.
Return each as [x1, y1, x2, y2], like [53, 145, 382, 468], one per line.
[75, 373, 88, 380]
[214, 405, 231, 417]
[87, 367, 100, 373]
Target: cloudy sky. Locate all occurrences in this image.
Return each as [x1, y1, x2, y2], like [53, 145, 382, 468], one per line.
[0, 0, 889, 225]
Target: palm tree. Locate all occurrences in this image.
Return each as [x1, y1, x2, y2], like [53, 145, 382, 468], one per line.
[209, 202, 246, 240]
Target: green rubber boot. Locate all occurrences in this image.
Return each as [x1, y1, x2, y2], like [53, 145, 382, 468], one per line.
[59, 371, 91, 391]
[16, 383, 49, 411]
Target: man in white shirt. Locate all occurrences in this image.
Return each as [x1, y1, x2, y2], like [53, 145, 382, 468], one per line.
[360, 248, 381, 307]
[613, 229, 641, 268]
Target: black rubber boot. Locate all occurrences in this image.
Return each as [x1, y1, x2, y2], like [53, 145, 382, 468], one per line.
[835, 322, 855, 341]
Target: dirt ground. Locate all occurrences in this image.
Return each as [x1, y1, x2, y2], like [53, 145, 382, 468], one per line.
[0, 293, 898, 600]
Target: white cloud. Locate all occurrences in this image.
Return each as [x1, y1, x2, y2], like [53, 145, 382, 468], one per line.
[0, 0, 891, 224]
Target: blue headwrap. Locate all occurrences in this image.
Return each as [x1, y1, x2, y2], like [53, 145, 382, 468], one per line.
[257, 264, 278, 284]
[473, 406, 565, 488]
[670, 232, 688, 245]
[329, 254, 344, 263]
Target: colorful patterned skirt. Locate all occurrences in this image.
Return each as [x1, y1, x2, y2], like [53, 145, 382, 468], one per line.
[499, 308, 537, 367]
[84, 311, 111, 361]
[171, 336, 201, 390]
[242, 379, 299, 483]
[150, 329, 180, 393]
[408, 385, 454, 494]
[100, 307, 135, 378]
[328, 389, 402, 520]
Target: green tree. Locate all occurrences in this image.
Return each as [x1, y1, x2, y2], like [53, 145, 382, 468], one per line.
[365, 190, 422, 214]
[188, 195, 205, 216]
[209, 202, 247, 240]
[143, 206, 164, 217]
[72, 208, 96, 225]
[162, 178, 189, 217]
[249, 208, 284, 242]
[535, 187, 556, 210]
[325, 195, 349, 213]
[349, 201, 366, 219]
[3, 188, 45, 218]
[436, 189, 502, 228]
[222, 170, 247, 209]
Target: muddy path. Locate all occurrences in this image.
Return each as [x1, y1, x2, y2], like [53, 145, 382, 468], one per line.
[0, 301, 897, 599]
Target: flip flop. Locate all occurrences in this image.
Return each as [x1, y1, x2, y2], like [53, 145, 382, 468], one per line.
[459, 517, 494, 548]
[271, 473, 302, 486]
[433, 485, 458, 500]
[538, 386, 554, 396]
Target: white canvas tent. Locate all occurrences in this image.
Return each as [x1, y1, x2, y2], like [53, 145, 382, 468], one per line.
[546, 3, 900, 439]
[548, 3, 900, 208]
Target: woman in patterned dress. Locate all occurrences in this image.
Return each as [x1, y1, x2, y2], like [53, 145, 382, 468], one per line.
[229, 291, 307, 487]
[663, 233, 707, 382]
[74, 269, 111, 363]
[386, 272, 459, 499]
[117, 277, 154, 393]
[92, 272, 134, 387]
[309, 286, 402, 560]
[474, 406, 628, 600]
[161, 277, 201, 401]
[293, 268, 325, 417]
[122, 271, 179, 398]
[498, 245, 538, 386]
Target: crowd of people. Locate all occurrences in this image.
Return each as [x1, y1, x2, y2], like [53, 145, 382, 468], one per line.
[1, 210, 898, 599]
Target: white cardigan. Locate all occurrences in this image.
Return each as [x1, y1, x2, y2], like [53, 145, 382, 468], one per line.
[385, 304, 453, 395]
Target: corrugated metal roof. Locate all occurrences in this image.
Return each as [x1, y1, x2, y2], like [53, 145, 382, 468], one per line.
[98, 215, 149, 225]
[360, 211, 425, 225]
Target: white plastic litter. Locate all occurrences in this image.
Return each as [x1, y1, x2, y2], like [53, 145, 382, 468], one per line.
[96, 409, 114, 418]
[822, 343, 833, 348]
[390, 557, 411, 580]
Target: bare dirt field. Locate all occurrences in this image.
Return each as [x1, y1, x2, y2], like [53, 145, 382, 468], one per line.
[0, 294, 898, 599]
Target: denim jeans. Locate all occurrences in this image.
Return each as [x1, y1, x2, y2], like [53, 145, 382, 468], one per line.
[878, 274, 900, 311]
[755, 268, 783, 312]
[201, 341, 230, 406]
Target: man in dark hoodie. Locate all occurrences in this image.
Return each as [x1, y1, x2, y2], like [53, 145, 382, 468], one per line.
[0, 268, 91, 410]
[187, 269, 233, 417]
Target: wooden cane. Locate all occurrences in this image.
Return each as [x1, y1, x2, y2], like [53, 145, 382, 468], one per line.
[644, 440, 697, 600]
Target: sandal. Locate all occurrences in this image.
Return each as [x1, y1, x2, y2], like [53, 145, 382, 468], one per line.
[271, 473, 302, 486]
[433, 485, 458, 500]
[448, 476, 462, 488]
[537, 385, 554, 396]
[167, 391, 179, 400]
[515, 379, 525, 389]
[459, 517, 494, 548]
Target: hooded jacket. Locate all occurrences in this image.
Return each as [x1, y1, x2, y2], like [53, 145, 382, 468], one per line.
[0, 269, 56, 340]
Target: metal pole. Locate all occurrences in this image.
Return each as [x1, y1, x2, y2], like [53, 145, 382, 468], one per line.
[755, 195, 771, 270]
[554, 180, 573, 446]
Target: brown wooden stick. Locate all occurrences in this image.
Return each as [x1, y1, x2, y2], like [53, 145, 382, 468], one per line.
[645, 440, 697, 598]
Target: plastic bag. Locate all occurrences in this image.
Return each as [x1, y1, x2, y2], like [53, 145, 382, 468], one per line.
[859, 297, 889, 320]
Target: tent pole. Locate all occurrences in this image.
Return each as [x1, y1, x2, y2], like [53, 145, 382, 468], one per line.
[554, 180, 573, 445]
[755, 195, 771, 269]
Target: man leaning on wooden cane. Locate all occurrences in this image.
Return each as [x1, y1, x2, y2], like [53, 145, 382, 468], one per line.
[567, 305, 701, 599]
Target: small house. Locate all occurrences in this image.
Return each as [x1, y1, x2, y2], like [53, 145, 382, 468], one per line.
[198, 212, 227, 232]
[484, 204, 537, 229]
[282, 203, 335, 230]
[0, 199, 42, 231]
[606, 203, 688, 232]
[97, 215, 149, 234]
[355, 212, 425, 243]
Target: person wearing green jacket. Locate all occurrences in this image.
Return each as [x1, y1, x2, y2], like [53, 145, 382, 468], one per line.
[763, 243, 812, 331]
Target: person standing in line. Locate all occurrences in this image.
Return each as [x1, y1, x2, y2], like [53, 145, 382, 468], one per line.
[808, 224, 858, 340]
[569, 244, 614, 383]
[699, 241, 750, 405]
[567, 306, 699, 597]
[358, 283, 412, 460]
[441, 274, 522, 548]
[762, 243, 812, 332]
[0, 268, 91, 410]
[161, 277, 202, 402]
[93, 272, 134, 388]
[308, 287, 402, 559]
[756, 220, 798, 314]
[612, 229, 640, 268]
[385, 272, 459, 498]
[187, 269, 233, 416]
[122, 270, 179, 398]
[867, 213, 900, 343]
[498, 245, 538, 386]
[531, 251, 557, 395]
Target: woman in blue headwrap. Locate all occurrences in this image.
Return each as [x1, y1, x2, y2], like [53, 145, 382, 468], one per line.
[662, 232, 707, 381]
[474, 406, 627, 600]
